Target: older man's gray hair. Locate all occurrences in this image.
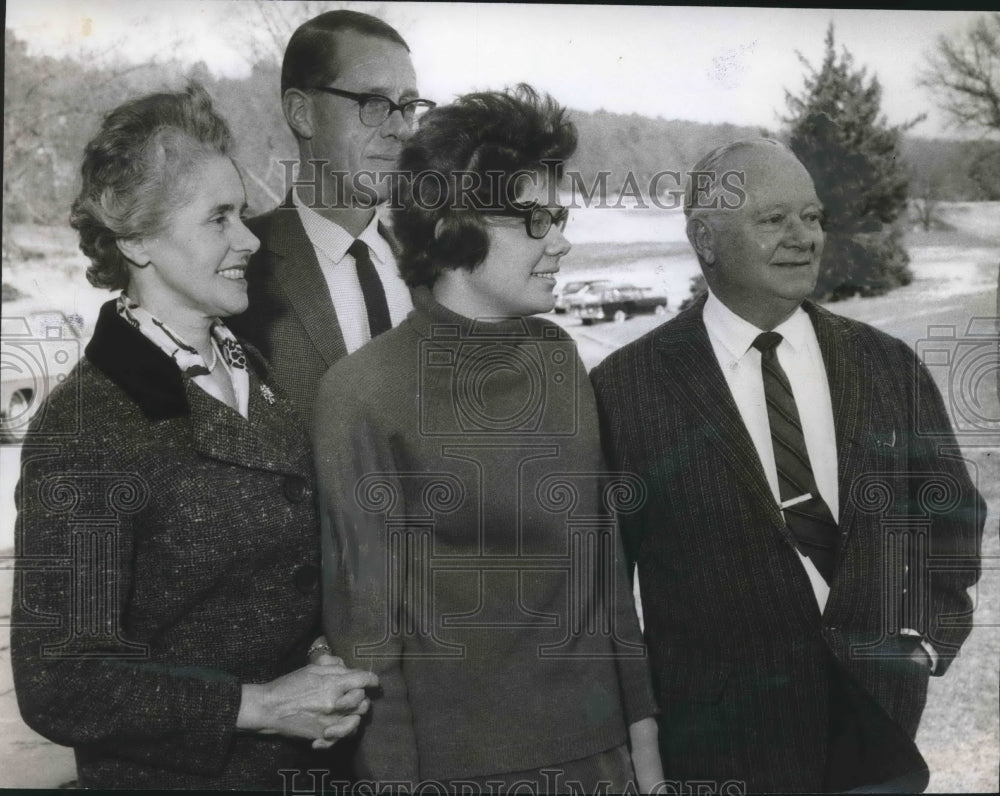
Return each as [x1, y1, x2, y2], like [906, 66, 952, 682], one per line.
[683, 137, 794, 221]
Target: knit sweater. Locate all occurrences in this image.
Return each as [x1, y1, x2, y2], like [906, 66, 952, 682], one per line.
[315, 286, 657, 782]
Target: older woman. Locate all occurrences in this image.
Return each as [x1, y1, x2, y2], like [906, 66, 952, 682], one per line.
[314, 85, 662, 791]
[11, 84, 377, 789]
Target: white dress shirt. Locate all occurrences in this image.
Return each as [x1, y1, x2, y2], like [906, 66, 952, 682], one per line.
[294, 193, 413, 355]
[703, 290, 839, 613]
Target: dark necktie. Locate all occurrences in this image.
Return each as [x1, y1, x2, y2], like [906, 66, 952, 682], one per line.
[348, 239, 392, 338]
[753, 331, 839, 582]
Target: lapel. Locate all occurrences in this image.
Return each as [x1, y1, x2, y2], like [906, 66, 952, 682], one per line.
[184, 361, 305, 475]
[262, 195, 348, 366]
[86, 300, 305, 475]
[652, 295, 787, 538]
[86, 300, 188, 420]
[803, 300, 880, 537]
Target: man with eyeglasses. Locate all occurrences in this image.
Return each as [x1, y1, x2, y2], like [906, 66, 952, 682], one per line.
[226, 10, 432, 783]
[230, 10, 434, 424]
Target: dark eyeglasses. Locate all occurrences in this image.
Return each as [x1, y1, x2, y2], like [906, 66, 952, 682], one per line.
[484, 201, 570, 239]
[311, 86, 436, 128]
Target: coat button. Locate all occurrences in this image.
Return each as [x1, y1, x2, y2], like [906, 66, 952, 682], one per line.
[283, 475, 308, 503]
[293, 564, 320, 595]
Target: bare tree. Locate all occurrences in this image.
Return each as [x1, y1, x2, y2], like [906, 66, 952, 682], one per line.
[231, 1, 395, 67]
[921, 12, 1000, 136]
[919, 13, 1000, 366]
[2, 28, 175, 262]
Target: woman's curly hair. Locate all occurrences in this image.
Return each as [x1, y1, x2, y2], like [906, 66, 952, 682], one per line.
[70, 82, 232, 290]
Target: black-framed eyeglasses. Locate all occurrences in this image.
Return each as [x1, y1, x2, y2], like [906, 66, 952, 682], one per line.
[311, 86, 436, 127]
[484, 201, 570, 239]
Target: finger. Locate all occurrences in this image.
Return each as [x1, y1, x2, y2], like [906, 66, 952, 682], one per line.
[311, 737, 337, 750]
[314, 654, 347, 669]
[322, 713, 362, 740]
[333, 687, 366, 711]
[316, 669, 380, 694]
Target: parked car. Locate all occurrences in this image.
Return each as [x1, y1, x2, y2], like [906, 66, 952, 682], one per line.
[1, 302, 83, 443]
[552, 279, 613, 314]
[571, 284, 668, 325]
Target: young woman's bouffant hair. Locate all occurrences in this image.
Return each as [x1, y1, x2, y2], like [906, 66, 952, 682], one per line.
[392, 84, 577, 288]
[70, 82, 232, 290]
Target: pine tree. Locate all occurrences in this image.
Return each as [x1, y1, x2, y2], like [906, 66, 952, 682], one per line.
[784, 25, 920, 299]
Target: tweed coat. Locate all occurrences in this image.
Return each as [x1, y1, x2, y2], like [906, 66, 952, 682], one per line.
[11, 300, 325, 789]
[227, 195, 405, 425]
[590, 295, 985, 793]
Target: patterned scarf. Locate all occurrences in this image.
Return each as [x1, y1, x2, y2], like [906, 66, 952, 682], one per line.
[117, 294, 250, 417]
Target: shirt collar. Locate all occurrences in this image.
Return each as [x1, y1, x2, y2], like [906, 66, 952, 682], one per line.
[704, 289, 810, 360]
[293, 190, 390, 265]
[358, 211, 392, 265]
[774, 302, 813, 354]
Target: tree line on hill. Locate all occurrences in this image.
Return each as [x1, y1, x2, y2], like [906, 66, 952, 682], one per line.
[6, 27, 995, 229]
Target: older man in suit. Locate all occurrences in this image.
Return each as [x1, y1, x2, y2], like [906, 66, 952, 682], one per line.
[591, 139, 984, 793]
[229, 10, 433, 423]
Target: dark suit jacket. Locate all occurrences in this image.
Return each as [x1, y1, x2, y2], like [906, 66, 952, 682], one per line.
[590, 295, 984, 793]
[228, 196, 404, 425]
[12, 301, 323, 789]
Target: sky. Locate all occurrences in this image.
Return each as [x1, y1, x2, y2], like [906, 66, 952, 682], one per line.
[4, 2, 989, 139]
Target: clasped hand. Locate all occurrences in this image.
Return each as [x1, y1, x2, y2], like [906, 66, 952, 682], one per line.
[237, 655, 378, 749]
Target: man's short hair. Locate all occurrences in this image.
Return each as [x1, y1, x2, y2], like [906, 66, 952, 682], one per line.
[280, 10, 410, 96]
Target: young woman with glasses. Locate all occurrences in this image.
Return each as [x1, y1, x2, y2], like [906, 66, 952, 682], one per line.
[312, 84, 663, 791]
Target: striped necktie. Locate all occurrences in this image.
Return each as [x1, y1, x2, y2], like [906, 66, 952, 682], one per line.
[753, 331, 839, 581]
[349, 239, 392, 338]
